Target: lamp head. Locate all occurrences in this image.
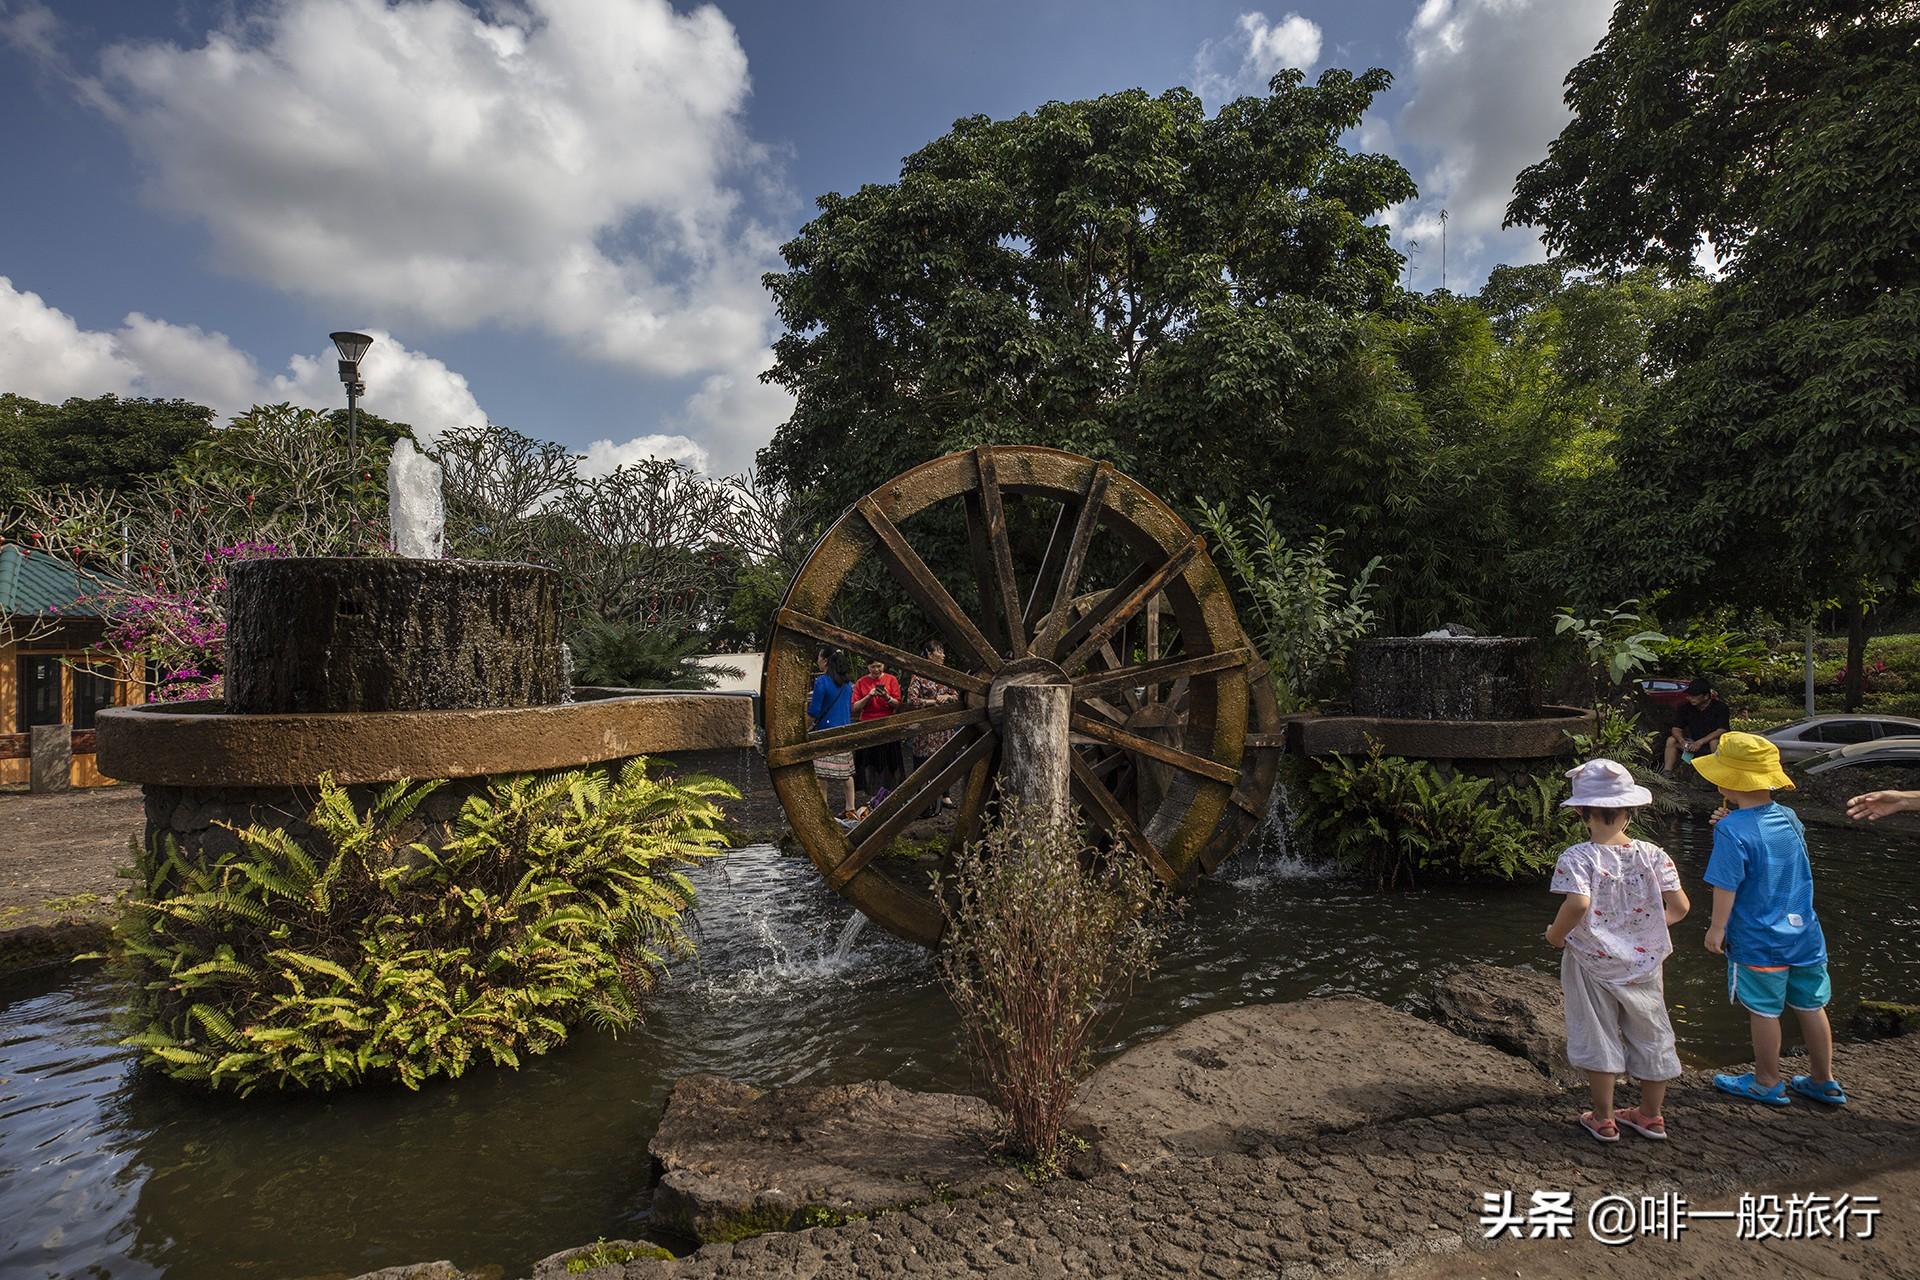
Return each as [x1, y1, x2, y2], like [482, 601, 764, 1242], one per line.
[329, 331, 374, 366]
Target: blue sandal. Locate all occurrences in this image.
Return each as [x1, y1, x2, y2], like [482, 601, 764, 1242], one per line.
[1713, 1071, 1790, 1106]
[1788, 1075, 1848, 1106]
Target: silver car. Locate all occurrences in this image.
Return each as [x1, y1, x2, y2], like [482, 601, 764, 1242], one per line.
[1763, 715, 1920, 763]
[1799, 736, 1920, 777]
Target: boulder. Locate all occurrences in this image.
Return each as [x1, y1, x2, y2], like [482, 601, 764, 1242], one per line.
[1432, 961, 1583, 1087]
[1853, 999, 1920, 1039]
[529, 1239, 673, 1277]
[648, 1074, 1011, 1245]
[1073, 997, 1562, 1172]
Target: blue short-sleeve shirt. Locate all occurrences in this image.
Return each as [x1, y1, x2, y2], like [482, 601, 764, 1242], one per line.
[1702, 802, 1826, 967]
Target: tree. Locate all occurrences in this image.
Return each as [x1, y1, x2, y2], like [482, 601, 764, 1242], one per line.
[1509, 1, 1920, 708]
[0, 393, 215, 498]
[758, 69, 1416, 527]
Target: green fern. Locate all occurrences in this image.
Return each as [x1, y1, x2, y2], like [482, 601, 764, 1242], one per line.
[106, 761, 735, 1094]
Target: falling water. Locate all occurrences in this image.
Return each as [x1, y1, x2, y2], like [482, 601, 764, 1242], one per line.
[829, 912, 868, 962]
[386, 438, 445, 559]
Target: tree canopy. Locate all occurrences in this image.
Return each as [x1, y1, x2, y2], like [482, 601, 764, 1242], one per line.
[759, 69, 1417, 525]
[1510, 0, 1920, 702]
[0, 393, 216, 504]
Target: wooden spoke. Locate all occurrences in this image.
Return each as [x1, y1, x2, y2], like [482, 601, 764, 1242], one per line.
[776, 609, 989, 695]
[857, 498, 1001, 673]
[1075, 695, 1132, 726]
[766, 705, 986, 768]
[1030, 463, 1111, 659]
[1069, 752, 1178, 885]
[1072, 647, 1252, 701]
[831, 729, 998, 889]
[973, 447, 1027, 659]
[962, 492, 1006, 659]
[945, 750, 998, 862]
[1069, 712, 1239, 785]
[1058, 538, 1201, 675]
[1023, 499, 1078, 637]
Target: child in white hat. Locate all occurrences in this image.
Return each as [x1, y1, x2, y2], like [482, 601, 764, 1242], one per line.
[1545, 759, 1692, 1142]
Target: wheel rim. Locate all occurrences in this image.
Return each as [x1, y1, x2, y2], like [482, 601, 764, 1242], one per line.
[762, 446, 1253, 945]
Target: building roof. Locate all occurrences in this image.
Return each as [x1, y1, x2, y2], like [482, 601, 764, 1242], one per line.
[0, 544, 123, 618]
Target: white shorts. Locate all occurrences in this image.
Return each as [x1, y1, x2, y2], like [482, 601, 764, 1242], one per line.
[1561, 950, 1682, 1081]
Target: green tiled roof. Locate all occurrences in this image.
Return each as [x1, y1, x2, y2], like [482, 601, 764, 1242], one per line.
[0, 544, 124, 618]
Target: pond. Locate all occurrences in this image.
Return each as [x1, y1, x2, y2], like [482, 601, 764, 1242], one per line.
[2, 803, 1913, 1279]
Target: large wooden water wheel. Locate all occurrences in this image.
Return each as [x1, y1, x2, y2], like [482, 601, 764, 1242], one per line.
[762, 446, 1276, 944]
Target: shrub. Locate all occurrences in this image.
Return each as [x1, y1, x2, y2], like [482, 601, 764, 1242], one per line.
[1194, 496, 1382, 711]
[1301, 742, 1581, 888]
[570, 618, 743, 690]
[935, 806, 1167, 1179]
[112, 761, 734, 1093]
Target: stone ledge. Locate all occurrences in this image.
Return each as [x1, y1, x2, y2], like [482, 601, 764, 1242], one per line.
[96, 691, 758, 786]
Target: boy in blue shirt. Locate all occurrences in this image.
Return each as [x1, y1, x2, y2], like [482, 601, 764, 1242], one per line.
[1694, 732, 1848, 1106]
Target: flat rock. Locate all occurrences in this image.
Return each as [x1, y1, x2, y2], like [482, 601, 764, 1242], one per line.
[1073, 997, 1562, 1171]
[1432, 961, 1583, 1087]
[648, 1074, 1010, 1245]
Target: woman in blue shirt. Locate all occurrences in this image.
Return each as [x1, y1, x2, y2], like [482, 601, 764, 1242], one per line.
[807, 648, 856, 815]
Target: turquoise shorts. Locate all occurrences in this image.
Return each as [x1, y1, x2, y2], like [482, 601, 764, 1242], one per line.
[1728, 959, 1830, 1018]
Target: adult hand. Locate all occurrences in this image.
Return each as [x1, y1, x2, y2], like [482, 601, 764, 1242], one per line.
[1545, 928, 1566, 949]
[1710, 803, 1730, 825]
[1848, 790, 1919, 821]
[1705, 926, 1725, 955]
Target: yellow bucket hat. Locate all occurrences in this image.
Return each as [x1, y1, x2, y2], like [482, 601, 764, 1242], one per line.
[1691, 731, 1795, 792]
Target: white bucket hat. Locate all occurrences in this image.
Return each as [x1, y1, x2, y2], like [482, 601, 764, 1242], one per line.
[1561, 758, 1653, 809]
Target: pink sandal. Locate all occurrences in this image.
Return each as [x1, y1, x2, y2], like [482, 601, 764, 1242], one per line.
[1613, 1108, 1668, 1140]
[1579, 1111, 1620, 1143]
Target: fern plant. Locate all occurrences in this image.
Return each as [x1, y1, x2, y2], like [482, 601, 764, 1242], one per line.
[110, 760, 735, 1093]
[570, 618, 742, 690]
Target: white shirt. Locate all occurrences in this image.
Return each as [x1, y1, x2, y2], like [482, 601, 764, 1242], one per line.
[1551, 839, 1681, 986]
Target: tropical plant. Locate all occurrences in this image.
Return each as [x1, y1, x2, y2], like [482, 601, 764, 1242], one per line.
[1301, 742, 1580, 889]
[936, 805, 1167, 1180]
[569, 619, 742, 690]
[1195, 497, 1381, 711]
[108, 761, 734, 1093]
[1553, 599, 1666, 690]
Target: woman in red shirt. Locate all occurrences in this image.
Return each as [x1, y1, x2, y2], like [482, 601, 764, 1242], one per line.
[851, 657, 902, 800]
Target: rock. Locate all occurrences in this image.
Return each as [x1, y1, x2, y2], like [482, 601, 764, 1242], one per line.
[648, 1074, 1009, 1245]
[530, 1239, 673, 1277]
[1853, 999, 1920, 1039]
[1072, 997, 1562, 1172]
[1432, 961, 1583, 1087]
[345, 1263, 470, 1280]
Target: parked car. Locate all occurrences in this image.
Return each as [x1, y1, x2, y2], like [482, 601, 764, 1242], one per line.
[1799, 737, 1920, 778]
[1637, 677, 1693, 709]
[1763, 715, 1920, 763]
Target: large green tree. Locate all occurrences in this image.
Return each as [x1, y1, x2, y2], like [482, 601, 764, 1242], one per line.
[759, 69, 1417, 525]
[0, 393, 215, 499]
[1509, 0, 1920, 706]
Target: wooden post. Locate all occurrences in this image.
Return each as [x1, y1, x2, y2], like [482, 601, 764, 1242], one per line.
[30, 723, 72, 793]
[1001, 680, 1071, 831]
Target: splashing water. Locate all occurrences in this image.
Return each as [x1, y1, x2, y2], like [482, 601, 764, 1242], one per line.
[387, 438, 445, 559]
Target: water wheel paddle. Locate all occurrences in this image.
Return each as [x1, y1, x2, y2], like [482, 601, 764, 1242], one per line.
[762, 446, 1258, 945]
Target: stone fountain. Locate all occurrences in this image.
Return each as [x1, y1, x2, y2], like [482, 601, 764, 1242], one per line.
[97, 440, 756, 860]
[1288, 630, 1591, 775]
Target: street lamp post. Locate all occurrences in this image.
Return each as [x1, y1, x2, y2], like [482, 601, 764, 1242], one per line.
[329, 331, 374, 461]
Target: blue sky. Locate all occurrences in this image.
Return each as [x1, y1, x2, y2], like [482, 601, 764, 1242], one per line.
[0, 0, 1612, 474]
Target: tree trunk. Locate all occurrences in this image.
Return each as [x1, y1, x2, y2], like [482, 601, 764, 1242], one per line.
[1000, 681, 1072, 833]
[1844, 596, 1869, 713]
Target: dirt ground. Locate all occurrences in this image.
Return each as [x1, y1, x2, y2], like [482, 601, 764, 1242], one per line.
[0, 785, 146, 968]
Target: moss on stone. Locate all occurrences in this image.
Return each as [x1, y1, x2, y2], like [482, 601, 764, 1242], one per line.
[1853, 1000, 1920, 1039]
[699, 1204, 800, 1245]
[560, 1238, 673, 1273]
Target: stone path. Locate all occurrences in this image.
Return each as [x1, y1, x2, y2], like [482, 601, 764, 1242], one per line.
[579, 1034, 1920, 1279]
[0, 786, 142, 972]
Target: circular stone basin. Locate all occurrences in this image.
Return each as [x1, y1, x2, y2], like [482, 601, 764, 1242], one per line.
[95, 689, 758, 787]
[1287, 705, 1595, 760]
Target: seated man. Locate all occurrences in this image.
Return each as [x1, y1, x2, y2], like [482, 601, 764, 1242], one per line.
[1663, 677, 1731, 773]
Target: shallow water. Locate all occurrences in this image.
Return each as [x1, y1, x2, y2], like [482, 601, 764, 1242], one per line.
[2, 806, 1912, 1279]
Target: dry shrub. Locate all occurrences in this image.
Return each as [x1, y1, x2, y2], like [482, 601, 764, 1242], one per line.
[935, 804, 1167, 1177]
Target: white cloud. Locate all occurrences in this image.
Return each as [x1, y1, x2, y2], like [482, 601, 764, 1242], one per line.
[1393, 0, 1613, 291]
[89, 0, 782, 382]
[0, 275, 487, 436]
[1193, 11, 1322, 104]
[577, 433, 710, 477]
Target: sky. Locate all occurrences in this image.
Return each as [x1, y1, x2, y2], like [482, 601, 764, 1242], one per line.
[0, 0, 1614, 476]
